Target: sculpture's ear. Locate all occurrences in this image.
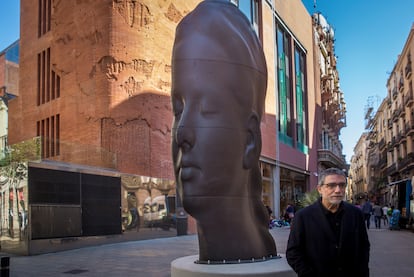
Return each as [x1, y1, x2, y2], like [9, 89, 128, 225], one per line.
[243, 113, 261, 169]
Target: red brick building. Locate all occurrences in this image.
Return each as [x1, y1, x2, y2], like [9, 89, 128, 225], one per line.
[9, 1, 201, 180]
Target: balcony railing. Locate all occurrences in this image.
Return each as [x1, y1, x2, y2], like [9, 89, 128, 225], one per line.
[378, 138, 386, 150]
[388, 118, 393, 129]
[378, 156, 387, 169]
[400, 105, 406, 116]
[317, 149, 346, 169]
[398, 155, 411, 171]
[392, 108, 401, 122]
[406, 122, 414, 136]
[392, 87, 398, 99]
[405, 90, 413, 107]
[399, 131, 406, 143]
[391, 136, 397, 147]
[387, 142, 393, 152]
[405, 62, 412, 78]
[398, 77, 405, 92]
[386, 163, 397, 175]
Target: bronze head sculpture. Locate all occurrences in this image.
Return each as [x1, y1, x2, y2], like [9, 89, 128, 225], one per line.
[171, 0, 277, 263]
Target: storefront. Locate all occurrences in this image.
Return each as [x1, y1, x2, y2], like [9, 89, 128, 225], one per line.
[260, 161, 307, 219]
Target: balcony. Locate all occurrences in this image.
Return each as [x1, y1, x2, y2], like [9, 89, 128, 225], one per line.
[386, 163, 397, 176]
[378, 156, 387, 169]
[398, 153, 414, 171]
[398, 157, 409, 171]
[388, 118, 393, 129]
[387, 142, 393, 152]
[392, 87, 398, 99]
[321, 91, 331, 103]
[392, 108, 401, 122]
[405, 90, 413, 107]
[391, 136, 397, 147]
[406, 122, 414, 136]
[399, 131, 406, 143]
[378, 138, 386, 150]
[398, 77, 405, 92]
[406, 62, 412, 79]
[317, 149, 346, 169]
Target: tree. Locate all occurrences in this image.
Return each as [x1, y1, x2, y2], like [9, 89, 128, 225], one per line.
[296, 189, 320, 210]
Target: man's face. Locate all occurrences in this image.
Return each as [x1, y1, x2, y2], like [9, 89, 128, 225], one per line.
[171, 61, 252, 203]
[317, 174, 346, 207]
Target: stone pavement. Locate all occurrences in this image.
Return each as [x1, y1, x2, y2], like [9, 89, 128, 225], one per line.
[3, 224, 414, 276]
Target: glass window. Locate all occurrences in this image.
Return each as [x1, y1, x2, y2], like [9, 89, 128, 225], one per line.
[260, 162, 274, 210]
[232, 0, 260, 37]
[277, 25, 293, 145]
[295, 46, 308, 152]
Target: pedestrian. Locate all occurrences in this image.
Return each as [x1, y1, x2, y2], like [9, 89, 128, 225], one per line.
[372, 202, 383, 229]
[284, 203, 295, 223]
[389, 205, 401, 230]
[286, 168, 370, 277]
[362, 199, 373, 229]
[382, 204, 389, 226]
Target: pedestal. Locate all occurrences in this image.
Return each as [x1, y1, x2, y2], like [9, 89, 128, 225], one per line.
[171, 254, 295, 277]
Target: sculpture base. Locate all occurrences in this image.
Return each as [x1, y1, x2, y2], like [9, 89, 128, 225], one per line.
[171, 254, 295, 277]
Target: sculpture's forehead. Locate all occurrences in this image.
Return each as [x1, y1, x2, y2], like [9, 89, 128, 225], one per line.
[172, 0, 266, 76]
[172, 60, 253, 100]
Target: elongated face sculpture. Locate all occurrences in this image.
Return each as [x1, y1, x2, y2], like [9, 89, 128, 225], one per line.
[171, 0, 276, 263]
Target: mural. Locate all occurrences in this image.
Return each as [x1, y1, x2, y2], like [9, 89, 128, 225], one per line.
[121, 174, 176, 233]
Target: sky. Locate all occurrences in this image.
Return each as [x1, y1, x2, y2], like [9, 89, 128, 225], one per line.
[1, 1, 414, 163]
[0, 1, 19, 51]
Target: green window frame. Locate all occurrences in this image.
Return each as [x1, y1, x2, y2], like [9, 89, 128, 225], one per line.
[294, 46, 308, 153]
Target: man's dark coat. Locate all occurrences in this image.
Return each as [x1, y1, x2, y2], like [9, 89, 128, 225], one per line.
[286, 200, 370, 277]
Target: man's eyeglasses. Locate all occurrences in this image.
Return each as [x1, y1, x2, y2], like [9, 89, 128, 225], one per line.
[324, 182, 347, 189]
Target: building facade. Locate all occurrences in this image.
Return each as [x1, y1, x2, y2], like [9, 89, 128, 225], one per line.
[349, 132, 369, 202]
[312, 13, 347, 172]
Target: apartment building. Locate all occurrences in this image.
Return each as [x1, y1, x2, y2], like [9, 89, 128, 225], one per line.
[313, 13, 347, 172]
[364, 98, 389, 202]
[386, 24, 414, 183]
[349, 133, 369, 201]
[383, 23, 414, 220]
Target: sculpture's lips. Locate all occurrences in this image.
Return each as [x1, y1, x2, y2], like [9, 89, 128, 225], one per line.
[178, 160, 199, 181]
[179, 166, 194, 181]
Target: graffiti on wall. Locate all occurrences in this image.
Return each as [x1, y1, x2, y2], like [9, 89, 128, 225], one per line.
[121, 174, 176, 232]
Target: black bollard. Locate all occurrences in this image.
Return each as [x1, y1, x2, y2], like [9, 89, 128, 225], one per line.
[0, 256, 9, 277]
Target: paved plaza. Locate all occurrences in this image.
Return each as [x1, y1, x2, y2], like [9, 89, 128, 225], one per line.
[3, 223, 414, 276]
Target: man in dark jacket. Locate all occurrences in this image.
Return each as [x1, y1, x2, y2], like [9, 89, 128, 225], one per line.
[286, 168, 370, 277]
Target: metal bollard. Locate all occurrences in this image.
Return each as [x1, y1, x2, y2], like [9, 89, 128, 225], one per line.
[0, 256, 9, 277]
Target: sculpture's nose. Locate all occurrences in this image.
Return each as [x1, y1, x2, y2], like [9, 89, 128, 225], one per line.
[175, 123, 195, 153]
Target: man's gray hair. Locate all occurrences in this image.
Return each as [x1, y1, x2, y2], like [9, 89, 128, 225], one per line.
[318, 168, 347, 186]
